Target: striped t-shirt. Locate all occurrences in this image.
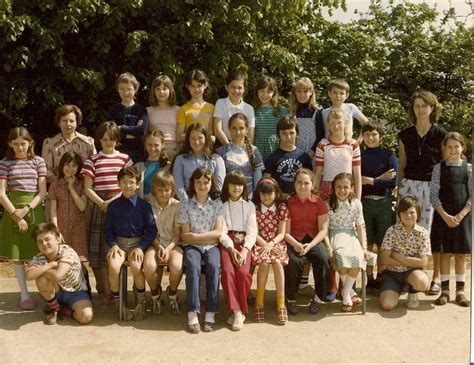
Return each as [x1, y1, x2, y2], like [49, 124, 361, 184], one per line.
[30, 244, 88, 292]
[80, 151, 132, 194]
[315, 138, 361, 182]
[0, 156, 47, 192]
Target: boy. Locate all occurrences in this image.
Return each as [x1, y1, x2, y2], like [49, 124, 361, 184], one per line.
[143, 171, 183, 315]
[378, 197, 431, 311]
[321, 79, 368, 141]
[264, 116, 312, 195]
[107, 72, 148, 163]
[26, 223, 93, 325]
[361, 121, 397, 291]
[105, 166, 157, 320]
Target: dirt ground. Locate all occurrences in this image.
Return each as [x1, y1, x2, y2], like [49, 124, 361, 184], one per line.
[0, 262, 471, 364]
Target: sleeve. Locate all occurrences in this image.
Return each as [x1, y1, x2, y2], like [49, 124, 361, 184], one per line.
[350, 103, 364, 121]
[176, 105, 186, 125]
[315, 141, 325, 167]
[380, 225, 394, 251]
[172, 155, 188, 202]
[35, 156, 47, 177]
[278, 202, 289, 221]
[124, 156, 133, 168]
[88, 136, 97, 155]
[302, 152, 312, 169]
[138, 202, 158, 251]
[105, 205, 117, 247]
[467, 163, 472, 207]
[373, 152, 398, 190]
[214, 199, 224, 219]
[354, 199, 365, 226]
[58, 246, 76, 265]
[247, 105, 256, 129]
[176, 202, 190, 225]
[80, 157, 95, 180]
[244, 202, 258, 249]
[314, 108, 325, 149]
[41, 138, 55, 180]
[351, 142, 361, 166]
[219, 220, 233, 249]
[213, 154, 226, 192]
[121, 105, 148, 137]
[419, 228, 432, 257]
[48, 181, 58, 201]
[252, 146, 264, 184]
[0, 159, 8, 179]
[429, 163, 442, 207]
[29, 254, 44, 267]
[213, 99, 224, 119]
[317, 197, 328, 214]
[264, 153, 275, 175]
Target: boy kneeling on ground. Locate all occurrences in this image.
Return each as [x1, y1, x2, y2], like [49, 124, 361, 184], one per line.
[105, 166, 157, 320]
[27, 223, 93, 325]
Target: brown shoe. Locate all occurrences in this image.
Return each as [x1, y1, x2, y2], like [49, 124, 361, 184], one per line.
[44, 309, 58, 325]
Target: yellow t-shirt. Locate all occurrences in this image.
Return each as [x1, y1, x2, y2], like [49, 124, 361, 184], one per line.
[176, 101, 214, 131]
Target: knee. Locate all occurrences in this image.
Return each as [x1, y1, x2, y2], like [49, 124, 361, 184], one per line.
[76, 307, 94, 325]
[143, 259, 157, 277]
[413, 277, 430, 292]
[108, 260, 122, 274]
[129, 261, 143, 275]
[379, 297, 397, 311]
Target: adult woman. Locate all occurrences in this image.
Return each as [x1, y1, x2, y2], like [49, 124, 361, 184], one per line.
[397, 90, 447, 295]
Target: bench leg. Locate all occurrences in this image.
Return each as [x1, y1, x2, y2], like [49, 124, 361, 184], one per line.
[119, 265, 128, 321]
[361, 268, 367, 315]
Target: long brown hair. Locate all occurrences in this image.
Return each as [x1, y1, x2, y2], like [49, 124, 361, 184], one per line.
[408, 90, 442, 125]
[187, 167, 218, 200]
[329, 173, 355, 211]
[221, 171, 248, 202]
[228, 113, 256, 169]
[6, 127, 35, 160]
[254, 76, 281, 116]
[143, 129, 170, 166]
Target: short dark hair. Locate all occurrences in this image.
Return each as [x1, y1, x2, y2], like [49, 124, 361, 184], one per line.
[397, 196, 421, 222]
[221, 171, 248, 202]
[361, 120, 385, 136]
[57, 151, 83, 180]
[117, 166, 141, 184]
[187, 167, 218, 199]
[95, 121, 120, 142]
[276, 115, 299, 137]
[32, 223, 61, 241]
[54, 104, 83, 126]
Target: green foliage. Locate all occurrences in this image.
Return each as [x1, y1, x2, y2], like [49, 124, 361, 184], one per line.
[0, 0, 472, 158]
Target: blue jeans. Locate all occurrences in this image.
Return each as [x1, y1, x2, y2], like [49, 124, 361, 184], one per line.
[183, 245, 220, 313]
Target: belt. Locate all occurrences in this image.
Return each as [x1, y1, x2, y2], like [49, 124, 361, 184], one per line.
[363, 195, 385, 200]
[116, 236, 143, 246]
[228, 230, 246, 235]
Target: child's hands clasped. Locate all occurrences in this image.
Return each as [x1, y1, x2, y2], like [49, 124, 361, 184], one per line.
[157, 244, 170, 263]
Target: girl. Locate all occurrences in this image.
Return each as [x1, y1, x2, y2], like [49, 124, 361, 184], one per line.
[219, 171, 257, 331]
[397, 90, 447, 295]
[213, 70, 256, 145]
[285, 168, 330, 315]
[176, 69, 214, 143]
[48, 152, 89, 261]
[430, 132, 471, 307]
[177, 167, 223, 334]
[80, 121, 132, 306]
[327, 173, 369, 312]
[0, 127, 47, 310]
[143, 171, 183, 315]
[253, 76, 289, 161]
[135, 129, 170, 201]
[315, 108, 362, 201]
[216, 113, 264, 197]
[172, 123, 225, 201]
[252, 177, 289, 325]
[147, 74, 180, 160]
[289, 77, 324, 155]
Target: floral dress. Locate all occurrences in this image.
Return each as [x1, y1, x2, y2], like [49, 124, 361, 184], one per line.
[328, 199, 371, 270]
[252, 202, 289, 265]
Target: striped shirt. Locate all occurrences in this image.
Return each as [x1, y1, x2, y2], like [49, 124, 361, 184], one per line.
[30, 244, 88, 292]
[315, 138, 361, 182]
[0, 156, 47, 192]
[254, 105, 289, 161]
[80, 151, 132, 194]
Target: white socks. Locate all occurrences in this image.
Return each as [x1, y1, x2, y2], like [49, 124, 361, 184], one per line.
[204, 311, 216, 324]
[14, 264, 30, 301]
[342, 276, 357, 305]
[187, 311, 199, 325]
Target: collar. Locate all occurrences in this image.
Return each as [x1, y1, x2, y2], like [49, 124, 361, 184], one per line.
[122, 193, 138, 206]
[192, 196, 211, 208]
[225, 96, 244, 109]
[150, 196, 178, 211]
[397, 222, 424, 234]
[261, 203, 276, 213]
[228, 142, 245, 151]
[185, 152, 211, 160]
[291, 192, 319, 203]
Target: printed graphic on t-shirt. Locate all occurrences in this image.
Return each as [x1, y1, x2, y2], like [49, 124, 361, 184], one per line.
[276, 159, 304, 182]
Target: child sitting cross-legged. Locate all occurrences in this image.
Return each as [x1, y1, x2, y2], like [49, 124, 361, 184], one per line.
[105, 166, 157, 320]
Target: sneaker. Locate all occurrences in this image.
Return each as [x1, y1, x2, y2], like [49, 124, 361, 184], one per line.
[227, 313, 235, 326]
[286, 300, 298, 315]
[169, 297, 181, 315]
[44, 308, 58, 325]
[407, 293, 419, 309]
[427, 281, 441, 296]
[152, 295, 162, 315]
[232, 312, 245, 331]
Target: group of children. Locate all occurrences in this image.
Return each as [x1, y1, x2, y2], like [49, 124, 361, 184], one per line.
[0, 70, 470, 333]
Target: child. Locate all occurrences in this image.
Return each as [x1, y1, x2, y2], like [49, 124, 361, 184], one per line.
[213, 70, 256, 145]
[361, 121, 397, 291]
[219, 171, 257, 331]
[177, 167, 223, 334]
[252, 177, 289, 325]
[397, 90, 447, 295]
[105, 166, 157, 320]
[81, 121, 132, 306]
[430, 132, 471, 307]
[48, 152, 89, 261]
[216, 113, 264, 197]
[264, 116, 312, 195]
[42, 104, 96, 184]
[143, 171, 183, 315]
[378, 196, 431, 311]
[0, 127, 47, 310]
[327, 173, 369, 312]
[176, 69, 214, 143]
[135, 129, 170, 201]
[26, 223, 93, 325]
[107, 72, 148, 163]
[289, 77, 324, 155]
[284, 168, 330, 315]
[253, 76, 289, 161]
[172, 123, 225, 201]
[146, 74, 180, 160]
[315, 108, 362, 201]
[321, 79, 368, 141]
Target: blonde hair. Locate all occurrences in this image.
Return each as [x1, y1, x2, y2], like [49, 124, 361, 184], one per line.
[289, 77, 318, 113]
[327, 108, 350, 140]
[115, 72, 139, 90]
[328, 79, 350, 93]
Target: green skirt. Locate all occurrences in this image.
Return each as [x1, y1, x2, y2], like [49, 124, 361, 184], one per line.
[0, 191, 45, 261]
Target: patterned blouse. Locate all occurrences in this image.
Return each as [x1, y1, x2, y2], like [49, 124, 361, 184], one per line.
[380, 222, 431, 272]
[328, 199, 365, 233]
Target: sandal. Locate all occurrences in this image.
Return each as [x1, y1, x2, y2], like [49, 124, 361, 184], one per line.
[351, 295, 363, 307]
[187, 323, 201, 334]
[308, 299, 320, 315]
[455, 293, 470, 307]
[202, 321, 214, 332]
[341, 303, 353, 312]
[277, 307, 288, 325]
[99, 293, 114, 309]
[286, 301, 298, 315]
[434, 292, 450, 306]
[254, 306, 264, 323]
